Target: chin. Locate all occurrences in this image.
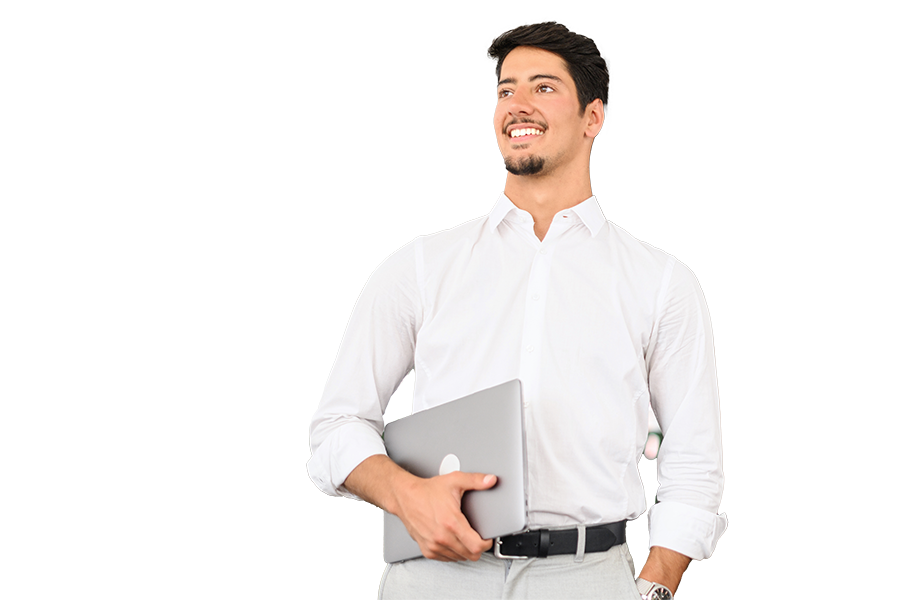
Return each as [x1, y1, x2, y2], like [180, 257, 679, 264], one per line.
[504, 155, 546, 176]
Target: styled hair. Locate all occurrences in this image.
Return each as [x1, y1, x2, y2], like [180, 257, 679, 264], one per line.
[487, 22, 609, 112]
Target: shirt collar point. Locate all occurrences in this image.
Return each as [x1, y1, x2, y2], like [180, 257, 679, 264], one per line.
[488, 194, 517, 233]
[569, 196, 606, 237]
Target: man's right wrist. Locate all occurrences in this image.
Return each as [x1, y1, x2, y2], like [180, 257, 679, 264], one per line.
[345, 454, 416, 516]
[385, 464, 419, 517]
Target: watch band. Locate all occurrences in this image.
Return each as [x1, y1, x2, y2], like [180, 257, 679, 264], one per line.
[635, 577, 673, 600]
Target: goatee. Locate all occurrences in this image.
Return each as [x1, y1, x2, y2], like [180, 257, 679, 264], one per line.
[504, 155, 545, 176]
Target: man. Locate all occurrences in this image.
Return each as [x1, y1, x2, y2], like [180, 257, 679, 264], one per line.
[308, 22, 726, 599]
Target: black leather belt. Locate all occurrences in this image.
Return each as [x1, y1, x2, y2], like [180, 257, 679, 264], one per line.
[492, 520, 626, 559]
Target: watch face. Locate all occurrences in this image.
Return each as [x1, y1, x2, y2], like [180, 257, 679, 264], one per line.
[651, 589, 673, 600]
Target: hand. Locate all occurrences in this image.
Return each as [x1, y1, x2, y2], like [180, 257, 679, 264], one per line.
[394, 471, 497, 562]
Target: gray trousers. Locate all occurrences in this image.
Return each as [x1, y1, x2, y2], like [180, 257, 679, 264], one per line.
[379, 543, 643, 600]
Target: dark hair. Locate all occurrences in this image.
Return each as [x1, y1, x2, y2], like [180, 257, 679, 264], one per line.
[487, 22, 609, 112]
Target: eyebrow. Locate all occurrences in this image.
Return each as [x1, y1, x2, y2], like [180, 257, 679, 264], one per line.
[497, 74, 564, 87]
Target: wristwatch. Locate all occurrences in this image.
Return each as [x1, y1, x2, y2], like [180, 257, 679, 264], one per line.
[635, 578, 673, 600]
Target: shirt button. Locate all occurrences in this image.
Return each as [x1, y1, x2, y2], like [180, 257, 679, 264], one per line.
[539, 248, 547, 255]
[526, 345, 534, 353]
[532, 294, 540, 301]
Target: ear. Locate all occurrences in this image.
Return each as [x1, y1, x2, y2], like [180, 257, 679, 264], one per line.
[583, 98, 605, 138]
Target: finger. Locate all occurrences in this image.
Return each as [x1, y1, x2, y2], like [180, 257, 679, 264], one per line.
[420, 547, 463, 562]
[469, 473, 497, 490]
[455, 519, 493, 560]
[476, 473, 497, 489]
[419, 528, 477, 562]
[452, 472, 497, 492]
[443, 541, 477, 562]
[443, 474, 497, 559]
[458, 540, 492, 561]
[430, 511, 491, 562]
[414, 513, 471, 562]
[461, 537, 493, 561]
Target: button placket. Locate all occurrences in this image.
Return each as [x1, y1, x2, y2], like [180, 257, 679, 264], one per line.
[519, 242, 554, 404]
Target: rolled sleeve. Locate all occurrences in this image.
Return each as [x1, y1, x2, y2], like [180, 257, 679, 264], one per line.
[647, 501, 728, 560]
[307, 420, 388, 498]
[646, 259, 727, 559]
[307, 239, 422, 498]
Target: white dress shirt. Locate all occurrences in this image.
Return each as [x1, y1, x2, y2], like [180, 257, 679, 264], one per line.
[308, 195, 727, 560]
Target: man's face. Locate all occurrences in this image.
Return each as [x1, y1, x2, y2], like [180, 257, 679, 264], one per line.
[494, 46, 594, 177]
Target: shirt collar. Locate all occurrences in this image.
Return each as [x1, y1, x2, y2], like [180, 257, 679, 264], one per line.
[488, 194, 520, 232]
[488, 194, 607, 237]
[568, 196, 607, 237]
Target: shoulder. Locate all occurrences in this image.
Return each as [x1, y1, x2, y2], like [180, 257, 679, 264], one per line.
[418, 214, 490, 256]
[604, 220, 678, 276]
[604, 221, 704, 296]
[361, 236, 418, 294]
[401, 215, 493, 278]
[366, 214, 490, 285]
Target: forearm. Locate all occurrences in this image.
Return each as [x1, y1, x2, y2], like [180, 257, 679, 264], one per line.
[638, 546, 691, 594]
[343, 454, 416, 515]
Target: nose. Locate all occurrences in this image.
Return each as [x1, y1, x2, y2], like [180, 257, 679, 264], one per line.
[507, 90, 534, 116]
[495, 89, 536, 136]
[508, 92, 534, 115]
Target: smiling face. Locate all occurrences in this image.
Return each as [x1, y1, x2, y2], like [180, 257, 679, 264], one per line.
[494, 46, 601, 177]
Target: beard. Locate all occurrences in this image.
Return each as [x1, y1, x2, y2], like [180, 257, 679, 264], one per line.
[504, 154, 545, 176]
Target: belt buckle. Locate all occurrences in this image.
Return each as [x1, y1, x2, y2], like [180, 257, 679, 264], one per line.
[493, 535, 528, 560]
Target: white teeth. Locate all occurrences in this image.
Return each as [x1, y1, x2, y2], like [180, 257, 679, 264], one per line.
[510, 128, 543, 138]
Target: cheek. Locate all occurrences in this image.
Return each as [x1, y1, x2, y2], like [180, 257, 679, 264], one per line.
[493, 115, 503, 137]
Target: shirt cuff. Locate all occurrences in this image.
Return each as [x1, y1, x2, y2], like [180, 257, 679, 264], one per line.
[647, 501, 728, 560]
[307, 420, 388, 499]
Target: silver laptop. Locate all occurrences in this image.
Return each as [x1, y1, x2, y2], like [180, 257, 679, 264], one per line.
[382, 379, 528, 563]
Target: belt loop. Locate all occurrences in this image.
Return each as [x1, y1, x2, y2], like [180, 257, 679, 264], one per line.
[574, 524, 586, 563]
[537, 529, 551, 558]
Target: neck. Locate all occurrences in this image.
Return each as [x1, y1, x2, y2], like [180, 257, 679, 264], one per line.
[503, 161, 593, 241]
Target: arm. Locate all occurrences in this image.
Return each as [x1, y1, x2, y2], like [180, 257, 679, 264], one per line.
[344, 455, 497, 562]
[640, 259, 728, 585]
[638, 546, 691, 593]
[307, 241, 420, 498]
[307, 240, 494, 562]
[342, 455, 409, 512]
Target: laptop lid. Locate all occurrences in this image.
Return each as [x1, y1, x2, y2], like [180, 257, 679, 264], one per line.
[382, 379, 528, 563]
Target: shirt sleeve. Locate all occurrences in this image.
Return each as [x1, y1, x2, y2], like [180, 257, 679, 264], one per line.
[307, 239, 422, 498]
[645, 258, 728, 560]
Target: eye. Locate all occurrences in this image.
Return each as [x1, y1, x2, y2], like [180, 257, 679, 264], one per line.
[498, 89, 513, 99]
[537, 84, 554, 93]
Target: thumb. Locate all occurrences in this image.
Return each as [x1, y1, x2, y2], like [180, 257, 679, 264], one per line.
[448, 472, 497, 501]
[463, 472, 497, 490]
